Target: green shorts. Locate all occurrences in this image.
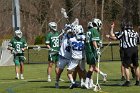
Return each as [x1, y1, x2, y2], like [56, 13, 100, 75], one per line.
[86, 50, 97, 65]
[48, 53, 59, 62]
[14, 55, 25, 66]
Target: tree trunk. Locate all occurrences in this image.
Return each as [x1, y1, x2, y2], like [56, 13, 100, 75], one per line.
[123, 0, 139, 25]
[95, 0, 97, 18]
[101, 0, 104, 22]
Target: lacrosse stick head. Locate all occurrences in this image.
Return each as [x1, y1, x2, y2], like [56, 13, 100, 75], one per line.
[61, 8, 68, 18]
[71, 18, 79, 27]
[94, 84, 101, 92]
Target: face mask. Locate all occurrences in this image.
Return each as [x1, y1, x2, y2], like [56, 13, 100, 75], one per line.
[67, 33, 73, 39]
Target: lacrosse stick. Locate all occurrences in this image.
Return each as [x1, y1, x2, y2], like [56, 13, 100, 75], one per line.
[33, 45, 59, 53]
[94, 48, 101, 92]
[57, 0, 81, 24]
[101, 42, 111, 54]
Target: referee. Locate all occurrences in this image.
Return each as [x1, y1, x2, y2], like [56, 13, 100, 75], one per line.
[106, 21, 140, 86]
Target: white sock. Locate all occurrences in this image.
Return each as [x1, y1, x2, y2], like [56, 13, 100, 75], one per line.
[70, 78, 75, 84]
[81, 78, 84, 83]
[20, 74, 23, 77]
[89, 79, 94, 85]
[85, 78, 90, 84]
[48, 75, 51, 79]
[16, 73, 19, 77]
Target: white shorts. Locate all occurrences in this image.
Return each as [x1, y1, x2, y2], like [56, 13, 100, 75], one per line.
[78, 59, 85, 71]
[67, 59, 81, 71]
[57, 55, 70, 69]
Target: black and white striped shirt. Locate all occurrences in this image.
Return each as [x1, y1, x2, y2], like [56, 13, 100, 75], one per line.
[115, 29, 139, 48]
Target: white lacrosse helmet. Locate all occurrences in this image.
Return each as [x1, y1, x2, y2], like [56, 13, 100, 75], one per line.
[15, 30, 22, 38]
[92, 18, 102, 30]
[64, 24, 72, 33]
[87, 22, 93, 28]
[72, 25, 84, 35]
[48, 22, 57, 31]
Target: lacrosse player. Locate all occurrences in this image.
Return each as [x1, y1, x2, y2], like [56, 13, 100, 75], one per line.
[55, 24, 73, 88]
[72, 25, 87, 87]
[66, 24, 86, 89]
[45, 22, 60, 82]
[8, 30, 28, 80]
[84, 18, 107, 89]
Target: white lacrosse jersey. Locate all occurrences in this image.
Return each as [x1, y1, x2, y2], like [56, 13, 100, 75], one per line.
[59, 34, 71, 59]
[69, 35, 85, 60]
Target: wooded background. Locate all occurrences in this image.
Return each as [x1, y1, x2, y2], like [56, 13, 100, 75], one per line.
[0, 0, 140, 44]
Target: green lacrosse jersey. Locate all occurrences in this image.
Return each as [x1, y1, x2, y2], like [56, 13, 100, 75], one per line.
[85, 28, 100, 64]
[85, 28, 100, 52]
[9, 37, 27, 54]
[45, 31, 60, 51]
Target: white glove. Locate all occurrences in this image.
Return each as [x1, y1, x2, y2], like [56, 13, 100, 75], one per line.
[98, 41, 103, 48]
[96, 48, 101, 55]
[50, 48, 55, 51]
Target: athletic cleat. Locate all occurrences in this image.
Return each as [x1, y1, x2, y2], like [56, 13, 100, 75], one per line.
[48, 78, 51, 82]
[55, 82, 59, 88]
[84, 83, 90, 89]
[80, 82, 85, 88]
[15, 76, 19, 80]
[122, 81, 130, 87]
[94, 84, 101, 92]
[131, 69, 135, 79]
[69, 83, 78, 89]
[103, 74, 107, 82]
[89, 83, 96, 89]
[59, 78, 65, 82]
[121, 76, 125, 81]
[135, 81, 140, 86]
[20, 76, 24, 80]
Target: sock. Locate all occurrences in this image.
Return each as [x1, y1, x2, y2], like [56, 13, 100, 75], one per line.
[85, 77, 90, 84]
[86, 71, 93, 78]
[70, 78, 75, 84]
[48, 75, 51, 79]
[89, 79, 93, 85]
[81, 78, 84, 83]
[16, 73, 19, 77]
[20, 74, 23, 77]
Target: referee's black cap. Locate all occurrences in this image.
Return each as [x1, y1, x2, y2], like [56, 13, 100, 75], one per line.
[121, 21, 133, 30]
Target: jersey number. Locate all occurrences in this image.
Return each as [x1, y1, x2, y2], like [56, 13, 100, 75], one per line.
[16, 44, 21, 53]
[52, 38, 59, 47]
[71, 42, 84, 51]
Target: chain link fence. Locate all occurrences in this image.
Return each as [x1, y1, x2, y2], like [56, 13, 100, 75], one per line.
[24, 43, 140, 64]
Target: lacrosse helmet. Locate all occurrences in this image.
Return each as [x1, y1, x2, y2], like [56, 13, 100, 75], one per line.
[72, 25, 84, 35]
[87, 22, 93, 28]
[15, 30, 22, 38]
[92, 18, 102, 30]
[64, 24, 72, 33]
[48, 22, 57, 31]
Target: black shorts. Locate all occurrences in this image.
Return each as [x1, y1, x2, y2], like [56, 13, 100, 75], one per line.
[122, 46, 139, 67]
[119, 48, 124, 61]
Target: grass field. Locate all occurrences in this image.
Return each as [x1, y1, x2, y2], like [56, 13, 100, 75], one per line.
[0, 61, 140, 93]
